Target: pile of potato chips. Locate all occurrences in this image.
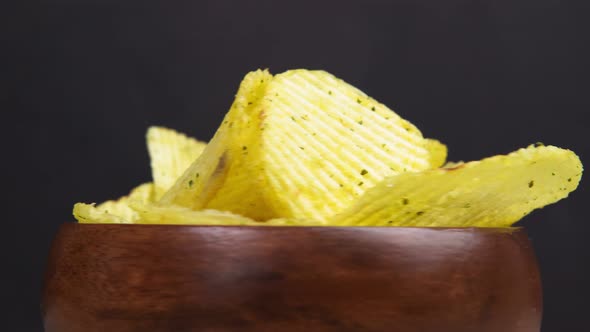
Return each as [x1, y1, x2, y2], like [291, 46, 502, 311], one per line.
[74, 69, 583, 227]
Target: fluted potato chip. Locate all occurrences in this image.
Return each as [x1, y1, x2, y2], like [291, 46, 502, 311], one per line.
[333, 145, 582, 227]
[249, 70, 436, 222]
[425, 139, 447, 168]
[128, 201, 322, 226]
[74, 183, 155, 223]
[147, 126, 207, 199]
[162, 69, 437, 222]
[129, 202, 259, 225]
[160, 69, 274, 219]
[74, 128, 205, 223]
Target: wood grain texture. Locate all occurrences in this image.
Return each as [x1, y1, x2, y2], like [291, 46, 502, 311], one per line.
[42, 224, 542, 332]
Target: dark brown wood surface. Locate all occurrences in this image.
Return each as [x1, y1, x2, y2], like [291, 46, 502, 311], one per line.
[42, 224, 542, 332]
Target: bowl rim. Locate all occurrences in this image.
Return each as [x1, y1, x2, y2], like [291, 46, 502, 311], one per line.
[62, 222, 523, 232]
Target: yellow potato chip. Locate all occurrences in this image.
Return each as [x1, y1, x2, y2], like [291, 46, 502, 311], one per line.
[147, 126, 207, 199]
[128, 202, 322, 226]
[160, 69, 274, 219]
[74, 183, 155, 223]
[128, 202, 259, 225]
[425, 138, 448, 168]
[162, 69, 434, 222]
[266, 218, 325, 226]
[73, 203, 128, 224]
[442, 161, 464, 169]
[333, 145, 582, 227]
[243, 69, 435, 221]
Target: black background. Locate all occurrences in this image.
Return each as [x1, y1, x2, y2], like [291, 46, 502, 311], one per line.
[4, 0, 589, 331]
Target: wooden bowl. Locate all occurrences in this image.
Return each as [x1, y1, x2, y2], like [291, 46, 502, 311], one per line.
[42, 224, 542, 332]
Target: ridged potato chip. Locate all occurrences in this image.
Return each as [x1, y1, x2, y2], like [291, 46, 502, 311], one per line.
[162, 69, 437, 222]
[147, 126, 207, 199]
[74, 183, 155, 223]
[160, 69, 274, 220]
[253, 70, 436, 222]
[425, 139, 448, 168]
[128, 201, 322, 226]
[333, 145, 582, 227]
[74, 203, 128, 224]
[129, 202, 259, 225]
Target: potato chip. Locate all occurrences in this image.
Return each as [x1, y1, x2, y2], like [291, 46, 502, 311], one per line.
[129, 202, 258, 225]
[251, 70, 434, 222]
[333, 145, 582, 227]
[74, 183, 155, 223]
[162, 69, 435, 222]
[128, 202, 322, 226]
[159, 69, 274, 218]
[266, 218, 325, 226]
[442, 161, 464, 169]
[425, 138, 447, 168]
[147, 126, 207, 199]
[74, 203, 128, 224]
